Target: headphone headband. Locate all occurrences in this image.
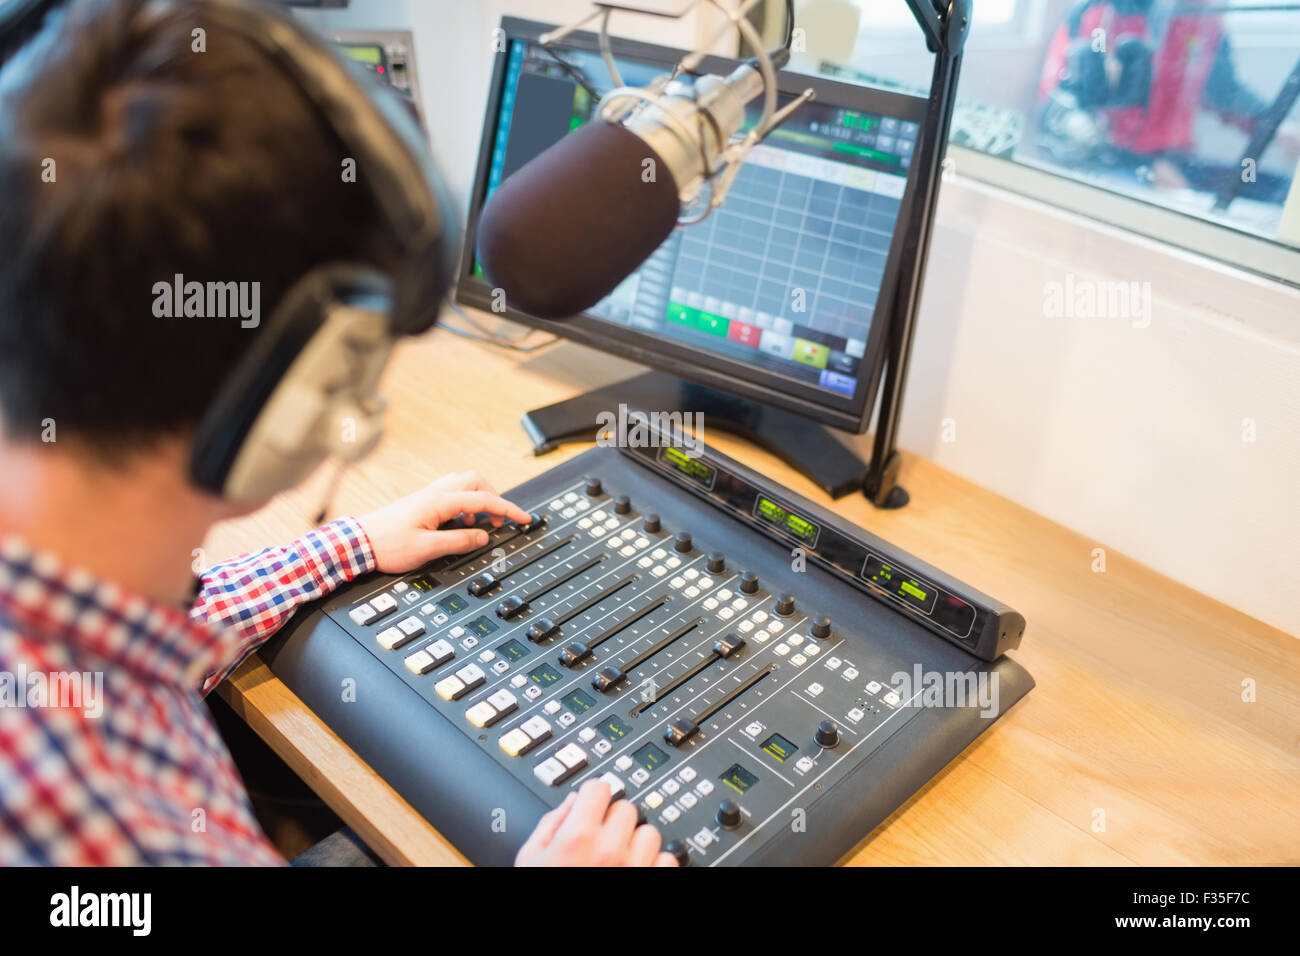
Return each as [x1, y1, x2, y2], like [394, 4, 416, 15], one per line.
[182, 0, 458, 335]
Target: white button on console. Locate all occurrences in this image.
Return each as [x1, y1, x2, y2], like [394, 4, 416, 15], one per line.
[434, 675, 465, 701]
[534, 757, 567, 786]
[348, 605, 377, 626]
[375, 626, 405, 650]
[499, 728, 532, 757]
[521, 716, 552, 740]
[404, 649, 435, 675]
[465, 700, 498, 728]
[555, 744, 587, 770]
[426, 639, 454, 666]
[455, 663, 486, 686]
[599, 772, 626, 800]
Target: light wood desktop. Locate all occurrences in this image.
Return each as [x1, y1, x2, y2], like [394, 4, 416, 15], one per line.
[208, 313, 1300, 866]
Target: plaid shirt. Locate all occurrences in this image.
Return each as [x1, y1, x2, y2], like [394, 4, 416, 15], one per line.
[0, 517, 375, 865]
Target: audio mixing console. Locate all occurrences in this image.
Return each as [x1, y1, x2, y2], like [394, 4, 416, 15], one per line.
[263, 431, 1034, 866]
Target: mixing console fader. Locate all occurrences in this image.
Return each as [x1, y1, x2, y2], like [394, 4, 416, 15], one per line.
[263, 433, 1034, 866]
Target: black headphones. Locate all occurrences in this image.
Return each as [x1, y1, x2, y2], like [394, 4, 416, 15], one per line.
[1, 0, 461, 501]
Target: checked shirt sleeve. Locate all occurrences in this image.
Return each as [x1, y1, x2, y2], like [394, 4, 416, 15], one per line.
[190, 516, 376, 695]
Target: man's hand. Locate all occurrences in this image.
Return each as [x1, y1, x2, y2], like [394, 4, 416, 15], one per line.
[515, 780, 677, 867]
[356, 471, 533, 574]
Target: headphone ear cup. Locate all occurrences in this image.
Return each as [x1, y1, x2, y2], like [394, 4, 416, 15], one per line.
[189, 265, 393, 499]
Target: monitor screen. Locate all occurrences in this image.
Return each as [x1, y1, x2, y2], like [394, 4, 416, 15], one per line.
[459, 19, 928, 431]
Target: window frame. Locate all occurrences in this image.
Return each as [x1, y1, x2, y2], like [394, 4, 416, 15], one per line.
[814, 0, 1300, 289]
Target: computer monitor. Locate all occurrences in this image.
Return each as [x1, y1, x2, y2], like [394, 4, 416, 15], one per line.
[456, 17, 929, 435]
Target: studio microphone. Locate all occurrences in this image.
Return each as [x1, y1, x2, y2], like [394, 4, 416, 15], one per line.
[475, 17, 811, 320]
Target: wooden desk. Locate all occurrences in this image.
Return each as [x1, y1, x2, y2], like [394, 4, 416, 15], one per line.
[208, 316, 1300, 866]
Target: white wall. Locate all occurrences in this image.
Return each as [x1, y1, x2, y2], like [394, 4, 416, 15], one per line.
[904, 178, 1300, 636]
[298, 2, 1300, 636]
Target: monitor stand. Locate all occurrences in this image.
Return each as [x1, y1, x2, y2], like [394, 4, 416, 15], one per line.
[521, 371, 873, 500]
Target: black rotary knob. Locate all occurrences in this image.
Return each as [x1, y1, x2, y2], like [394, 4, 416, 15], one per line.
[740, 571, 759, 594]
[716, 798, 742, 829]
[613, 494, 631, 515]
[811, 615, 831, 639]
[775, 593, 795, 616]
[707, 551, 725, 573]
[642, 513, 661, 534]
[674, 531, 692, 553]
[664, 839, 691, 866]
[584, 476, 602, 496]
[814, 719, 840, 748]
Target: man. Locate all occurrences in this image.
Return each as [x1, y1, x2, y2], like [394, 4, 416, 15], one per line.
[1037, 0, 1300, 200]
[0, 0, 673, 866]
